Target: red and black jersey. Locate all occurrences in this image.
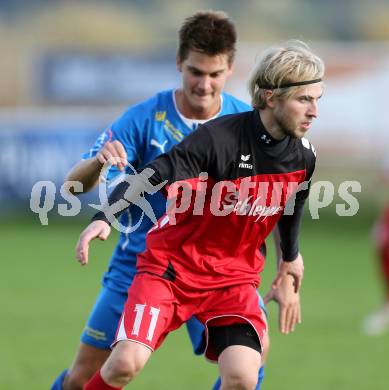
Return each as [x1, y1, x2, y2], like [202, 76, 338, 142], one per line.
[96, 110, 316, 291]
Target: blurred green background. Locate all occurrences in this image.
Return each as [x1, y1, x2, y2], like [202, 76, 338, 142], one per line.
[2, 1, 389, 389]
[2, 207, 388, 389]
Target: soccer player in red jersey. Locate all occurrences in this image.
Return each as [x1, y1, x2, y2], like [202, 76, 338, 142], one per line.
[76, 40, 324, 390]
[363, 162, 389, 335]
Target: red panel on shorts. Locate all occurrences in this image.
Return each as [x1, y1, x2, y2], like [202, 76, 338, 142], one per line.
[113, 273, 266, 362]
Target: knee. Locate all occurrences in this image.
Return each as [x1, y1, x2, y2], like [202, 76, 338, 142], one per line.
[222, 370, 258, 390]
[103, 353, 146, 384]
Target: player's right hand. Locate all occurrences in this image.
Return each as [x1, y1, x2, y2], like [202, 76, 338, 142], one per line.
[264, 275, 301, 334]
[272, 252, 304, 293]
[76, 220, 111, 266]
[96, 140, 128, 171]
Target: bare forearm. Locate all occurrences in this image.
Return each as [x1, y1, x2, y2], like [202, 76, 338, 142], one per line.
[65, 157, 103, 193]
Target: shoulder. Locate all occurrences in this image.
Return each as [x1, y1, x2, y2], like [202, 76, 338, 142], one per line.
[208, 110, 252, 129]
[110, 90, 173, 135]
[121, 90, 172, 120]
[221, 92, 251, 113]
[193, 111, 252, 150]
[191, 111, 253, 154]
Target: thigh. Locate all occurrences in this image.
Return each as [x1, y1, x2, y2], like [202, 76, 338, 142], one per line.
[81, 287, 127, 350]
[114, 273, 181, 352]
[218, 345, 261, 385]
[198, 284, 267, 362]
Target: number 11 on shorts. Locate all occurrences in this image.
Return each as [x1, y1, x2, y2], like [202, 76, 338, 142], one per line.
[132, 304, 161, 342]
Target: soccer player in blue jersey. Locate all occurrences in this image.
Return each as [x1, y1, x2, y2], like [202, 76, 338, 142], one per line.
[52, 11, 300, 390]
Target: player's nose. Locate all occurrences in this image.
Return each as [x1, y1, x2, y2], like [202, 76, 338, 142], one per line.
[197, 76, 212, 91]
[307, 100, 318, 118]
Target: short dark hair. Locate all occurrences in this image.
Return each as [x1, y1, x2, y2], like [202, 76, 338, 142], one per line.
[177, 11, 237, 64]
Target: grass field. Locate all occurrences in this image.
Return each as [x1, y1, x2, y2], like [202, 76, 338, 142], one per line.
[2, 207, 389, 389]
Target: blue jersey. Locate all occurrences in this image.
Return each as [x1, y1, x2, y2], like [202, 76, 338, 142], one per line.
[83, 89, 250, 293]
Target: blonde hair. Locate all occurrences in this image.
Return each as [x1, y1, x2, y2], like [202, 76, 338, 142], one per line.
[248, 40, 325, 109]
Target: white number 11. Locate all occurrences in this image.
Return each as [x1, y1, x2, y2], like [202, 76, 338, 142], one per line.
[131, 304, 161, 342]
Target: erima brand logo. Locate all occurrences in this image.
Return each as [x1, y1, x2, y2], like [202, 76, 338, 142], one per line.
[241, 154, 250, 161]
[239, 154, 253, 169]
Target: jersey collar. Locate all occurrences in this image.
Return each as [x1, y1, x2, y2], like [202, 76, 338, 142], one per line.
[254, 110, 287, 146]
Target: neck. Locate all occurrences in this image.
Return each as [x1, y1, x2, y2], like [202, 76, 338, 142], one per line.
[258, 108, 285, 140]
[175, 89, 220, 120]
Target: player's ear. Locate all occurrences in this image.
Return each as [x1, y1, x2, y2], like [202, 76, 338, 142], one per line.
[264, 90, 275, 108]
[226, 63, 233, 77]
[176, 54, 182, 72]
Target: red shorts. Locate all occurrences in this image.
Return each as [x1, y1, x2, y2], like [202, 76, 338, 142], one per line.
[114, 273, 267, 362]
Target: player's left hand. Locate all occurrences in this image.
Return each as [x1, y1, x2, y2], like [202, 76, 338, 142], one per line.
[264, 275, 301, 334]
[271, 252, 304, 293]
[76, 220, 111, 266]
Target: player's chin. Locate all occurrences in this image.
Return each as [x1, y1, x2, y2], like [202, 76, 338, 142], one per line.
[294, 127, 308, 138]
[193, 98, 212, 111]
